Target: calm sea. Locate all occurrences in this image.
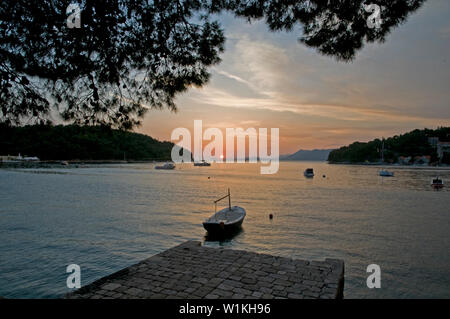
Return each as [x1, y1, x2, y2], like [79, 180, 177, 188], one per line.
[0, 162, 449, 298]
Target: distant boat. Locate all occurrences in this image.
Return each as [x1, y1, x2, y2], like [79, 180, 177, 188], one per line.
[22, 156, 40, 162]
[379, 170, 394, 177]
[304, 168, 314, 178]
[155, 162, 175, 170]
[203, 189, 246, 236]
[61, 161, 69, 166]
[194, 160, 211, 167]
[431, 177, 444, 189]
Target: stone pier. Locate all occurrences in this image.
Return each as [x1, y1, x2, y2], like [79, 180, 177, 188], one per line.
[66, 241, 344, 299]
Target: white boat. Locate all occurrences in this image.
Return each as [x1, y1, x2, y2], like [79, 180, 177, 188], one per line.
[155, 162, 175, 170]
[194, 160, 211, 167]
[304, 168, 314, 178]
[379, 170, 394, 177]
[431, 177, 444, 189]
[203, 189, 245, 235]
[23, 156, 40, 162]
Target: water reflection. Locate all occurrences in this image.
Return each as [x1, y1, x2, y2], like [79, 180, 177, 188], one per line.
[203, 228, 244, 243]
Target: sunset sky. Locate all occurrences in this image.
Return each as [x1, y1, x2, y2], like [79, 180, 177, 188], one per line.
[137, 0, 450, 155]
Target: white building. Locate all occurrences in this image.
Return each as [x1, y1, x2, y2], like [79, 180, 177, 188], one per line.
[437, 142, 450, 160]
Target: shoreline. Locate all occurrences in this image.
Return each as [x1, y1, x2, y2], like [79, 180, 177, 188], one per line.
[0, 159, 172, 169]
[1, 160, 449, 170]
[327, 161, 450, 169]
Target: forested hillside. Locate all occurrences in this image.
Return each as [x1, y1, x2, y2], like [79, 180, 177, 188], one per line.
[0, 124, 175, 161]
[328, 128, 450, 164]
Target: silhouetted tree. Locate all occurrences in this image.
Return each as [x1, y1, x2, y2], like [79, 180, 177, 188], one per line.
[0, 0, 425, 129]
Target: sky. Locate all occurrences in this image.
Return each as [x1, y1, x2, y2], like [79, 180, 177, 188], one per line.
[137, 0, 450, 155]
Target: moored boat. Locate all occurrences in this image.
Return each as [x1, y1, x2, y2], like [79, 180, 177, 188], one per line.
[155, 162, 175, 170]
[203, 189, 245, 236]
[194, 160, 211, 166]
[431, 177, 444, 189]
[379, 170, 394, 177]
[304, 168, 314, 178]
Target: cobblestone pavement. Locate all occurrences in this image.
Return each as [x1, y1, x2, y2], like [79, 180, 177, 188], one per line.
[66, 241, 344, 299]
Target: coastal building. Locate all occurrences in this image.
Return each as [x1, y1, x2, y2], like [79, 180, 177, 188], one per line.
[427, 137, 450, 163]
[0, 154, 39, 162]
[437, 142, 450, 160]
[0, 155, 21, 162]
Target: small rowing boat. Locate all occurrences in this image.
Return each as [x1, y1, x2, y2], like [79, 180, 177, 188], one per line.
[203, 189, 246, 236]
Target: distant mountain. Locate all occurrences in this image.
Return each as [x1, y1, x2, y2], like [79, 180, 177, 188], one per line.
[281, 149, 334, 161]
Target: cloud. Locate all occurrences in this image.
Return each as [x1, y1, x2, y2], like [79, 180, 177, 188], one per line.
[213, 69, 253, 88]
[194, 33, 450, 126]
[141, 3, 450, 152]
[189, 83, 446, 126]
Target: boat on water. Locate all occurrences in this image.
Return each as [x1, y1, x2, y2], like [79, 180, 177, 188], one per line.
[379, 170, 394, 177]
[304, 168, 314, 178]
[431, 177, 444, 189]
[203, 189, 246, 236]
[194, 160, 211, 167]
[378, 140, 394, 177]
[155, 162, 175, 170]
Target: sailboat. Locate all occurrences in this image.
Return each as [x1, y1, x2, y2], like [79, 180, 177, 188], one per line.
[379, 140, 394, 177]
